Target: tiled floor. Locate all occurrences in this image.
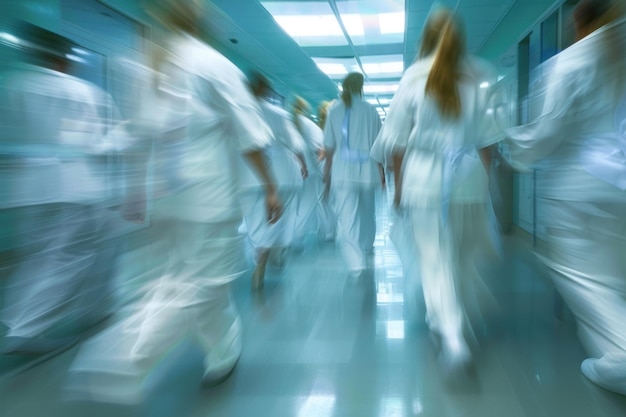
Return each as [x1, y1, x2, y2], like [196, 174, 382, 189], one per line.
[1, 198, 626, 417]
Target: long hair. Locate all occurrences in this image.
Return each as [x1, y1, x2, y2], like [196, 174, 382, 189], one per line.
[418, 8, 450, 59]
[424, 12, 465, 119]
[341, 72, 364, 108]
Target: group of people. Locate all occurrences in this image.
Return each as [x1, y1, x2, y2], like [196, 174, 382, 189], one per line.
[0, 0, 625, 403]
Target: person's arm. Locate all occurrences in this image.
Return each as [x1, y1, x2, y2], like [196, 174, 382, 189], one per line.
[322, 148, 334, 200]
[296, 152, 308, 179]
[392, 152, 404, 209]
[243, 150, 282, 224]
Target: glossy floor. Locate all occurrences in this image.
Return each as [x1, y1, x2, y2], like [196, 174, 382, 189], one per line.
[1, 203, 625, 417]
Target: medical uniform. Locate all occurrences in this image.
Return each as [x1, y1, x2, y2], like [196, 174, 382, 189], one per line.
[324, 94, 382, 274]
[505, 18, 626, 395]
[67, 32, 272, 402]
[371, 55, 501, 365]
[0, 63, 119, 343]
[294, 113, 335, 242]
[240, 99, 304, 254]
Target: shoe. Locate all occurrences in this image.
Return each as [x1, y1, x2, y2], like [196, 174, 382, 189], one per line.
[201, 360, 239, 389]
[251, 264, 265, 290]
[581, 357, 626, 396]
[2, 335, 80, 356]
[439, 336, 473, 379]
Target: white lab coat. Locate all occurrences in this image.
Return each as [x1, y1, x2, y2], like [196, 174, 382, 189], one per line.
[240, 99, 304, 250]
[67, 33, 272, 403]
[371, 55, 501, 358]
[505, 18, 626, 395]
[294, 114, 335, 241]
[0, 63, 121, 339]
[324, 95, 382, 272]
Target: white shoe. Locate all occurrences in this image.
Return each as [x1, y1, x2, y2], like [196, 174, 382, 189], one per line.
[581, 357, 626, 396]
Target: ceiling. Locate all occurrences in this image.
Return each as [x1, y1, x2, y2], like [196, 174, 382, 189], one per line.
[201, 0, 560, 120]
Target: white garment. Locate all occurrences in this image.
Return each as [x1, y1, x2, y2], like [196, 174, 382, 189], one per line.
[240, 99, 303, 251]
[0, 64, 122, 338]
[68, 220, 244, 404]
[324, 95, 381, 271]
[505, 19, 626, 395]
[294, 114, 334, 240]
[240, 100, 304, 190]
[68, 33, 271, 401]
[324, 95, 383, 187]
[0, 64, 119, 207]
[371, 55, 501, 355]
[146, 33, 272, 224]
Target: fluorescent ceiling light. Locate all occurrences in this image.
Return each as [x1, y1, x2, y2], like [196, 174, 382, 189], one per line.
[362, 61, 404, 75]
[379, 12, 405, 34]
[274, 15, 343, 37]
[364, 83, 399, 94]
[480, 81, 490, 89]
[316, 63, 348, 76]
[341, 14, 365, 37]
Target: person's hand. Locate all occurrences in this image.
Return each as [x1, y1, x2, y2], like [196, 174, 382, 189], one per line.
[265, 191, 282, 224]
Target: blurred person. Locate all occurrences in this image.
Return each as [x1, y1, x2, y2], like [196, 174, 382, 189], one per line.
[292, 96, 335, 243]
[504, 0, 626, 395]
[316, 99, 334, 161]
[0, 22, 123, 356]
[66, 0, 282, 402]
[371, 7, 501, 375]
[242, 72, 307, 289]
[323, 72, 383, 277]
[317, 100, 334, 131]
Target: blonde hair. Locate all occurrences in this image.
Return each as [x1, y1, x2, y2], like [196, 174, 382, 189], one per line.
[317, 100, 333, 129]
[424, 10, 465, 119]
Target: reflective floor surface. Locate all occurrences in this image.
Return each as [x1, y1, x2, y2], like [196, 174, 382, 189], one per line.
[1, 197, 626, 417]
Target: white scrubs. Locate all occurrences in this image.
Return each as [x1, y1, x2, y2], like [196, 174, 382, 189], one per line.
[240, 100, 304, 252]
[505, 19, 626, 395]
[294, 114, 335, 242]
[0, 63, 119, 339]
[324, 95, 382, 273]
[67, 32, 273, 403]
[371, 55, 501, 362]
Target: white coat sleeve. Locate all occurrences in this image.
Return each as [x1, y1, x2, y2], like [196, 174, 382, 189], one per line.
[200, 67, 272, 153]
[505, 55, 584, 171]
[370, 69, 417, 163]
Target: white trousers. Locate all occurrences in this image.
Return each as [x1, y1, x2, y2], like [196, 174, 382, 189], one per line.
[540, 198, 626, 390]
[406, 204, 496, 344]
[68, 219, 245, 403]
[332, 185, 376, 272]
[2, 203, 114, 338]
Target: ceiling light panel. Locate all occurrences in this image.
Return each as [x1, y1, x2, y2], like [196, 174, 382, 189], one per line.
[312, 57, 360, 79]
[261, 1, 349, 47]
[336, 0, 405, 46]
[360, 54, 404, 78]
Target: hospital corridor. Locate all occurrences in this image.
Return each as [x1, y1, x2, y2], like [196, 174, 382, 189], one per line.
[1, 0, 626, 416]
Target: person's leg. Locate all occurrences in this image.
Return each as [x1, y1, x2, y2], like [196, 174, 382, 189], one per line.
[359, 186, 376, 255]
[333, 186, 367, 275]
[408, 207, 469, 369]
[3, 204, 98, 351]
[542, 200, 626, 357]
[541, 199, 626, 394]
